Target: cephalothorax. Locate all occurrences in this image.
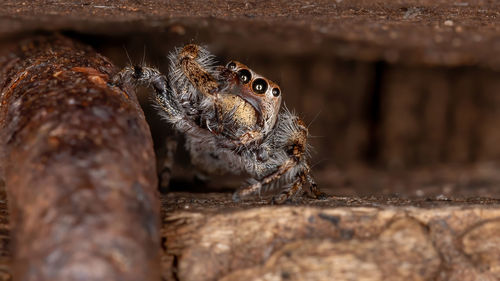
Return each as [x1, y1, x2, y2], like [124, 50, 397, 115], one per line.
[112, 44, 326, 203]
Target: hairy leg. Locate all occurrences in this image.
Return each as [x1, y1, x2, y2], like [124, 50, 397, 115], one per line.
[305, 172, 328, 199]
[111, 65, 181, 118]
[232, 159, 295, 201]
[178, 44, 219, 97]
[271, 176, 307, 204]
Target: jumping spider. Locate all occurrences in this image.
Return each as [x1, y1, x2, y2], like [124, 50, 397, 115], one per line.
[112, 44, 326, 203]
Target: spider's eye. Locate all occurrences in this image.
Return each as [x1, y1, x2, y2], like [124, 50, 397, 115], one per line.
[227, 61, 237, 70]
[252, 78, 268, 94]
[133, 65, 143, 78]
[272, 88, 280, 97]
[238, 69, 251, 84]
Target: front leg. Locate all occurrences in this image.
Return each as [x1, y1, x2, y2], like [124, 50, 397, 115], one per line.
[178, 44, 220, 97]
[305, 172, 328, 199]
[232, 159, 295, 202]
[112, 65, 205, 134]
[271, 175, 307, 204]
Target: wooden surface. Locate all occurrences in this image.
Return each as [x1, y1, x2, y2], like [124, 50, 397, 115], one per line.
[0, 1, 499, 281]
[0, 36, 160, 281]
[2, 1, 500, 67]
[0, 190, 497, 281]
[160, 193, 500, 281]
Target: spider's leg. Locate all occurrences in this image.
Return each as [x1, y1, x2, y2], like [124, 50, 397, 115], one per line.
[232, 181, 262, 202]
[112, 65, 224, 145]
[305, 168, 328, 199]
[177, 45, 242, 140]
[272, 175, 307, 204]
[111, 65, 184, 119]
[179, 44, 219, 97]
[273, 171, 328, 204]
[232, 159, 295, 202]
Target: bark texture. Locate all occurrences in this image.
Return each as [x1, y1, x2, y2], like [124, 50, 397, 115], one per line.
[0, 36, 160, 281]
[161, 193, 500, 281]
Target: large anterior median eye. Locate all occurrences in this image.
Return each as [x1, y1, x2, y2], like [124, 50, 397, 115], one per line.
[238, 69, 251, 84]
[252, 78, 268, 94]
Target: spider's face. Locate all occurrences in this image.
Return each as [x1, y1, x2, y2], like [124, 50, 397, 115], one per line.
[223, 60, 282, 132]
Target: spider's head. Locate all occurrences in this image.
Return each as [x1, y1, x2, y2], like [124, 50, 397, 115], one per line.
[223, 60, 282, 134]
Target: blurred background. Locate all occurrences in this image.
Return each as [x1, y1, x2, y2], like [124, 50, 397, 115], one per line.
[3, 0, 500, 198]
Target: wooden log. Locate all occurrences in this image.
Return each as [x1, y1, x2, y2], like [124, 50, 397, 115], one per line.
[0, 35, 160, 281]
[161, 193, 500, 281]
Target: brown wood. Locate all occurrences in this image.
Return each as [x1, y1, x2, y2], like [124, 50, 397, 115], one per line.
[0, 2, 500, 281]
[160, 193, 500, 281]
[0, 35, 160, 281]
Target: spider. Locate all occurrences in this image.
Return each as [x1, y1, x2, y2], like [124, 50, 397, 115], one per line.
[111, 44, 326, 203]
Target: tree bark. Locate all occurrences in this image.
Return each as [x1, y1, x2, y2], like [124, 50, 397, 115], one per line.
[0, 35, 160, 281]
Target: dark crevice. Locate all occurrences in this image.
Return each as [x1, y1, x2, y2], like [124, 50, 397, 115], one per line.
[468, 70, 482, 163]
[172, 255, 180, 281]
[365, 60, 385, 164]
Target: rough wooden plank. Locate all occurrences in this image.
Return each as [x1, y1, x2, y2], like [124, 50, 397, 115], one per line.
[0, 182, 10, 281]
[0, 188, 497, 280]
[0, 35, 160, 281]
[2, 1, 500, 67]
[160, 193, 500, 281]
